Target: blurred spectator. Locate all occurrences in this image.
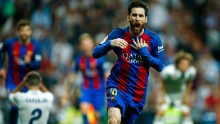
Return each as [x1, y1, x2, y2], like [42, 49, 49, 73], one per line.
[148, 0, 169, 31]
[31, 4, 52, 29]
[51, 33, 73, 75]
[197, 50, 219, 85]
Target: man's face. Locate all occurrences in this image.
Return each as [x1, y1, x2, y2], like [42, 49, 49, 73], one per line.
[18, 25, 32, 42]
[80, 38, 95, 55]
[178, 59, 191, 73]
[127, 7, 147, 36]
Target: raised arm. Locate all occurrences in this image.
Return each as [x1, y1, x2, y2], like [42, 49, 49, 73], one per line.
[39, 82, 48, 92]
[12, 76, 27, 93]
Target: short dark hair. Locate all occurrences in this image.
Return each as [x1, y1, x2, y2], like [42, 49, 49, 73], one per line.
[17, 19, 31, 30]
[128, 0, 148, 16]
[26, 72, 42, 86]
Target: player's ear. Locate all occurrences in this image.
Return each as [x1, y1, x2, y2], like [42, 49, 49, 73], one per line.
[145, 16, 148, 23]
[127, 15, 130, 22]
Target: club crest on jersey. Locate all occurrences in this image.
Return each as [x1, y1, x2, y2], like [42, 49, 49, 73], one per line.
[100, 36, 108, 44]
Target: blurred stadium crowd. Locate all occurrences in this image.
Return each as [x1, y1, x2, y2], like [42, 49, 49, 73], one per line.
[0, 0, 219, 124]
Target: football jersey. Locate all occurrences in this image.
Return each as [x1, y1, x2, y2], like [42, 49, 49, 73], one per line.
[9, 90, 54, 124]
[74, 54, 107, 89]
[161, 64, 197, 94]
[0, 37, 42, 91]
[93, 27, 165, 102]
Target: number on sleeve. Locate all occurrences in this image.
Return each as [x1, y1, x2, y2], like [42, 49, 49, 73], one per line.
[29, 108, 42, 124]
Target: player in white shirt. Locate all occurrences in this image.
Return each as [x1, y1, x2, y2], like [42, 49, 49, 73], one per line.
[154, 51, 197, 124]
[9, 71, 54, 124]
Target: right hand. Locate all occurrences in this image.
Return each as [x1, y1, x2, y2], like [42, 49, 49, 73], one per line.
[110, 38, 128, 49]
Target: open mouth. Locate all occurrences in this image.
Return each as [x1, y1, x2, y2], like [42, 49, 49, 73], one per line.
[134, 23, 141, 29]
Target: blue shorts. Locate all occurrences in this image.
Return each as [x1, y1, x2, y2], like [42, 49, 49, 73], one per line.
[80, 87, 105, 112]
[106, 87, 145, 124]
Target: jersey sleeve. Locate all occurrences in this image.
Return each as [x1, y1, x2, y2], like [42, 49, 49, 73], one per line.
[160, 66, 170, 80]
[138, 34, 165, 72]
[9, 93, 22, 105]
[188, 66, 197, 81]
[44, 92, 54, 108]
[92, 28, 121, 58]
[28, 39, 42, 69]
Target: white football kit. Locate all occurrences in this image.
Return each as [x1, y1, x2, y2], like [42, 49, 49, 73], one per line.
[9, 90, 54, 124]
[159, 64, 196, 112]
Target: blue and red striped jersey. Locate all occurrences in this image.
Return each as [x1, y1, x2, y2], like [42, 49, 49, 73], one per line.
[73, 54, 107, 89]
[0, 37, 42, 89]
[93, 27, 165, 102]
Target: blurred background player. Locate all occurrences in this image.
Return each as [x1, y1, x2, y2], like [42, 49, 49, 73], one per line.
[0, 19, 42, 124]
[9, 71, 54, 124]
[154, 51, 197, 124]
[69, 33, 109, 124]
[0, 19, 42, 92]
[93, 1, 164, 124]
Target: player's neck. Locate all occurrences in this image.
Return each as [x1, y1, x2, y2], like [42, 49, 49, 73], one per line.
[28, 86, 39, 91]
[19, 39, 30, 45]
[84, 52, 92, 57]
[129, 27, 144, 36]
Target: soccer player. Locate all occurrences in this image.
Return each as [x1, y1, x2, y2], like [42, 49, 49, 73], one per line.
[0, 19, 42, 92]
[154, 51, 196, 124]
[9, 71, 54, 124]
[0, 19, 42, 124]
[69, 33, 109, 124]
[92, 1, 165, 124]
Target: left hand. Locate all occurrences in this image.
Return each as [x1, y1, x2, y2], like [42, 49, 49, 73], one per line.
[24, 55, 31, 64]
[131, 37, 148, 50]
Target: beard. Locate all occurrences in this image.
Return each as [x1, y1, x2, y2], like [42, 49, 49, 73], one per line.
[19, 35, 30, 44]
[130, 22, 145, 36]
